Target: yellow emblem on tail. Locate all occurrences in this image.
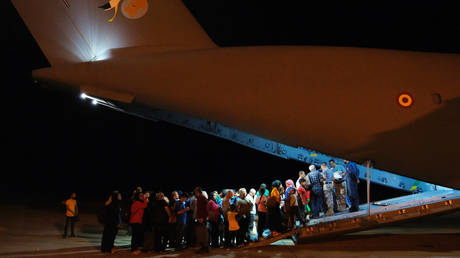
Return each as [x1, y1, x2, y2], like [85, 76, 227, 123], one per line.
[99, 0, 149, 22]
[98, 0, 122, 22]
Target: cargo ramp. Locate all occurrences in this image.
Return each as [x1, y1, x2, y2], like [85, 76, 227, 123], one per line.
[246, 190, 460, 248]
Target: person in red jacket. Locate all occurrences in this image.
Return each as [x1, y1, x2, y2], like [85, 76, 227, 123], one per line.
[207, 191, 221, 248]
[194, 187, 209, 254]
[297, 178, 311, 222]
[129, 192, 148, 254]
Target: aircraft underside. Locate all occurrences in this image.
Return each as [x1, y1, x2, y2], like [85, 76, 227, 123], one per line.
[81, 93, 460, 246]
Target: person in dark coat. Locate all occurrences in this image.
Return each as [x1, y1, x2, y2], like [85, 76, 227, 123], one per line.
[267, 180, 283, 235]
[194, 187, 209, 254]
[207, 191, 221, 248]
[142, 191, 154, 252]
[151, 192, 170, 252]
[344, 159, 360, 212]
[236, 188, 251, 245]
[307, 165, 324, 219]
[101, 191, 122, 253]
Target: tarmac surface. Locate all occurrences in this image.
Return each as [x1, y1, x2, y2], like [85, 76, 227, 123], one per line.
[0, 203, 459, 257]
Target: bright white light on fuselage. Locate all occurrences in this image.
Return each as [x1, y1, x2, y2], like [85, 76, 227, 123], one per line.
[79, 93, 120, 110]
[92, 49, 112, 61]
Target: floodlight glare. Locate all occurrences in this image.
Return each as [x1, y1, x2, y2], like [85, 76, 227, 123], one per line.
[80, 93, 87, 99]
[92, 99, 98, 105]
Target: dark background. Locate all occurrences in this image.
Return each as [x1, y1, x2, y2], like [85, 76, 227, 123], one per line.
[3, 1, 460, 202]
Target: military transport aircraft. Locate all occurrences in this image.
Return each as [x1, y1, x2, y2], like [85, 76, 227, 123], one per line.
[12, 0, 460, 189]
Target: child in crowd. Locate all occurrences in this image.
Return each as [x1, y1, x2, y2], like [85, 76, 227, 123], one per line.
[227, 204, 240, 248]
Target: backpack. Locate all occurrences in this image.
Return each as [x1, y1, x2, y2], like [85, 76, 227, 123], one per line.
[266, 195, 278, 208]
[257, 195, 267, 209]
[297, 193, 305, 210]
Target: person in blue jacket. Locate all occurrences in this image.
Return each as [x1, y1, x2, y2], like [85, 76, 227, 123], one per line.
[344, 159, 360, 212]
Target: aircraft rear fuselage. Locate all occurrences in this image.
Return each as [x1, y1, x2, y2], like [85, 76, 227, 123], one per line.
[33, 46, 460, 188]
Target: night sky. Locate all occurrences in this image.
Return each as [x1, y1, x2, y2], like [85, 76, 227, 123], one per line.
[3, 1, 460, 202]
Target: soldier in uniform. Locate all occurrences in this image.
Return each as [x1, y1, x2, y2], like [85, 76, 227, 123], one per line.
[320, 163, 335, 216]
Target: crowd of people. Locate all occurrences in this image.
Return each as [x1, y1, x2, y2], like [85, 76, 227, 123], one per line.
[64, 159, 361, 254]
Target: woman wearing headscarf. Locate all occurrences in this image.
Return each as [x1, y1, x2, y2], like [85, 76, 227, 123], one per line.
[207, 191, 221, 248]
[267, 180, 282, 236]
[101, 191, 122, 253]
[255, 183, 268, 239]
[284, 179, 295, 200]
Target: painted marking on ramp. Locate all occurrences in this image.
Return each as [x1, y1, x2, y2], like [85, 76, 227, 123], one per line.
[0, 249, 104, 258]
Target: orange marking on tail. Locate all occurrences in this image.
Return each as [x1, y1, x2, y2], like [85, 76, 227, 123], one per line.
[108, 5, 118, 22]
[123, 0, 148, 18]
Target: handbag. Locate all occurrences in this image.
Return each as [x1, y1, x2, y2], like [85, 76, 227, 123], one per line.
[266, 196, 278, 208]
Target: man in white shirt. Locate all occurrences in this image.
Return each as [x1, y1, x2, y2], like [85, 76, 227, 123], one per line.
[246, 189, 257, 239]
[296, 170, 310, 189]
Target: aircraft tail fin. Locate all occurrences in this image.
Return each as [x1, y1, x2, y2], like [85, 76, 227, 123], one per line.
[12, 0, 217, 66]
